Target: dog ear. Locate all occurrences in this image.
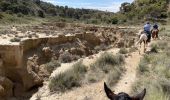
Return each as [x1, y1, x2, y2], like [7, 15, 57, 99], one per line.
[131, 88, 146, 100]
[104, 82, 116, 99]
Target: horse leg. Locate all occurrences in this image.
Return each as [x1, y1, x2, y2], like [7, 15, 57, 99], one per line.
[144, 41, 146, 53]
[152, 32, 154, 40]
[156, 32, 158, 39]
[153, 32, 155, 40]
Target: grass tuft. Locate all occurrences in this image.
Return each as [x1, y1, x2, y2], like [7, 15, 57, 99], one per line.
[119, 48, 128, 54]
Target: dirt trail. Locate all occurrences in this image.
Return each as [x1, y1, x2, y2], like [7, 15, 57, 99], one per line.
[30, 47, 142, 100]
[113, 51, 141, 94]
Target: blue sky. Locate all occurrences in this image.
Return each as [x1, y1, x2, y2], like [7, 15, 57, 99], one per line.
[42, 0, 134, 12]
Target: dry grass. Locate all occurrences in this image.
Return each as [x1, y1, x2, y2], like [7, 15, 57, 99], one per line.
[132, 41, 170, 100]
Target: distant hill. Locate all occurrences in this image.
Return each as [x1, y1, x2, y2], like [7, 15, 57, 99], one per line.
[0, 0, 114, 24]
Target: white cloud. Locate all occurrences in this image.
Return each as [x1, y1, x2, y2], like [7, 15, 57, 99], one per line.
[83, 3, 121, 12]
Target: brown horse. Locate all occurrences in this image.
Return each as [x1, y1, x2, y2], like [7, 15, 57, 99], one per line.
[151, 29, 159, 39]
[104, 82, 146, 100]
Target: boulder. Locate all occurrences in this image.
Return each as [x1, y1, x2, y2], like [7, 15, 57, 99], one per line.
[69, 47, 85, 56]
[42, 47, 53, 58]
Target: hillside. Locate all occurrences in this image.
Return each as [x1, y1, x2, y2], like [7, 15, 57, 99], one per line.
[0, 0, 169, 25]
[0, 0, 113, 25]
[114, 0, 169, 24]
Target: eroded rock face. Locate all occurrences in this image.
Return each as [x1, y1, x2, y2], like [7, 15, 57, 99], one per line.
[0, 85, 5, 97]
[0, 76, 13, 97]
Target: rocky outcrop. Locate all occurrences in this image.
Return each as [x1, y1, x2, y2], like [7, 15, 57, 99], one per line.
[26, 55, 43, 88]
[0, 31, 105, 97]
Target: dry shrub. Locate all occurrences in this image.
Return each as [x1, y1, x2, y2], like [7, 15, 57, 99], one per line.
[49, 61, 87, 92]
[45, 60, 61, 73]
[10, 37, 21, 42]
[58, 52, 80, 63]
[106, 67, 122, 86]
[94, 52, 125, 73]
[86, 52, 125, 84]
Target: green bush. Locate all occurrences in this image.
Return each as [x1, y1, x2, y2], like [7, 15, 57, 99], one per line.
[111, 17, 118, 24]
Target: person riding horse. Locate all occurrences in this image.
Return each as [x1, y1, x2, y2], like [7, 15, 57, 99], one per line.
[151, 23, 159, 39]
[143, 21, 151, 43]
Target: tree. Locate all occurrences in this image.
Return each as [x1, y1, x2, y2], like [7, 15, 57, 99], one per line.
[34, 0, 40, 5]
[120, 2, 131, 13]
[38, 10, 45, 18]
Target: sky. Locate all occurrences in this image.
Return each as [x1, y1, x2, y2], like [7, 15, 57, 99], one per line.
[42, 0, 134, 12]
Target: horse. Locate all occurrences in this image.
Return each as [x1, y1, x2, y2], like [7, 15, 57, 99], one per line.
[104, 82, 146, 100]
[135, 30, 148, 53]
[151, 29, 159, 39]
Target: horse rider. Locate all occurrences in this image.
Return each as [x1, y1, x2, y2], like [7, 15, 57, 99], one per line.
[152, 23, 159, 38]
[144, 21, 151, 43]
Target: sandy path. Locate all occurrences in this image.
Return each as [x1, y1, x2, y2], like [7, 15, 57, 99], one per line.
[30, 47, 142, 100]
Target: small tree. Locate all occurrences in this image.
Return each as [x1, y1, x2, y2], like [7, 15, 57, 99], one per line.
[111, 17, 118, 24]
[38, 10, 45, 18]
